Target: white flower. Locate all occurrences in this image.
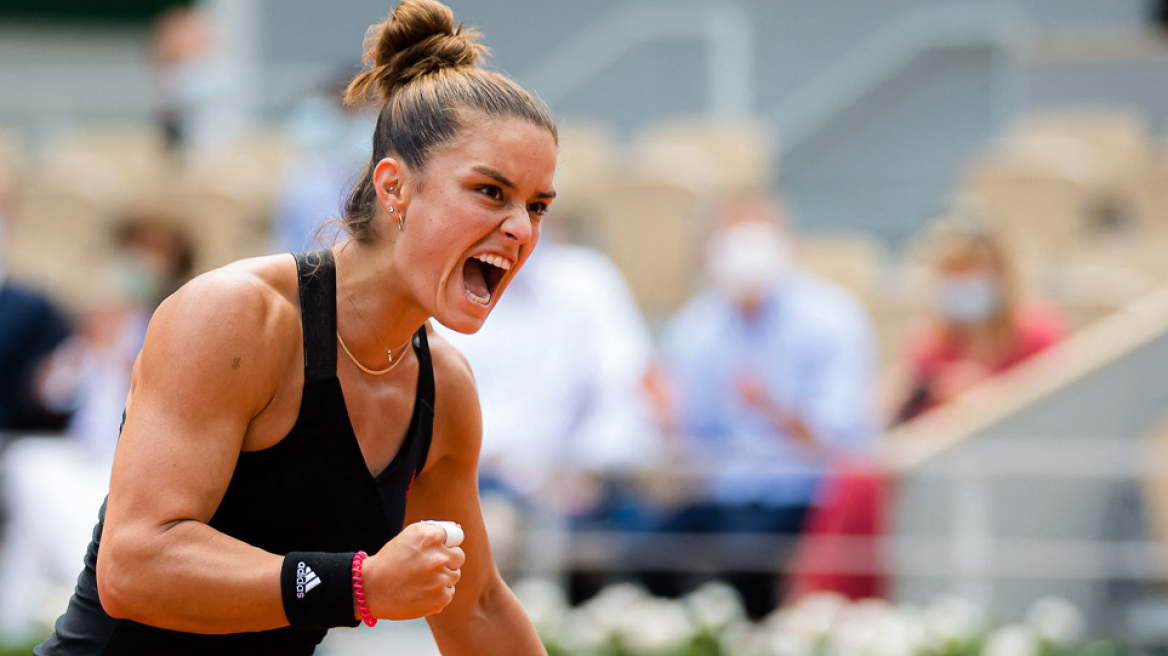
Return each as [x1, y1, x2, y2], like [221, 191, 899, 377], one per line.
[685, 580, 747, 632]
[580, 581, 652, 633]
[868, 607, 928, 656]
[511, 578, 568, 635]
[1025, 596, 1085, 647]
[718, 619, 759, 655]
[981, 624, 1041, 656]
[923, 594, 985, 647]
[821, 598, 922, 656]
[842, 597, 894, 623]
[778, 591, 848, 638]
[825, 599, 883, 655]
[617, 597, 696, 655]
[748, 624, 819, 656]
[557, 607, 609, 655]
[760, 596, 843, 656]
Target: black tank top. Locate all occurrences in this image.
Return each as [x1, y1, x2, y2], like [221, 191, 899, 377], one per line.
[36, 250, 436, 655]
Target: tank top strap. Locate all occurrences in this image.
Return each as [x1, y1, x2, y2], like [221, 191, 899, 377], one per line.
[411, 326, 435, 408]
[293, 249, 337, 384]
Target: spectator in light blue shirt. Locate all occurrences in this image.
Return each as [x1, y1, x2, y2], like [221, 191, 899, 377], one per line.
[651, 193, 879, 618]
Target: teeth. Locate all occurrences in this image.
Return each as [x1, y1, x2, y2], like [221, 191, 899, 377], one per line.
[473, 254, 512, 271]
[467, 290, 490, 305]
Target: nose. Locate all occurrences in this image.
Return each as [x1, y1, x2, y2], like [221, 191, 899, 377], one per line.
[499, 204, 534, 245]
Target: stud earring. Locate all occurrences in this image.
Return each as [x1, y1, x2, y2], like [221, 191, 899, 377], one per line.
[387, 205, 395, 213]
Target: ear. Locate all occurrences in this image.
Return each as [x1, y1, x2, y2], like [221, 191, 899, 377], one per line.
[372, 157, 407, 210]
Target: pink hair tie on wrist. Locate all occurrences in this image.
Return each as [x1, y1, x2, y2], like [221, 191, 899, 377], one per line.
[351, 551, 376, 627]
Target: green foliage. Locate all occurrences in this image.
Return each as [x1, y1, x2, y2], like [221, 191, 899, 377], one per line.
[921, 637, 982, 656]
[1057, 640, 1125, 656]
[545, 630, 725, 656]
[0, 640, 43, 656]
[544, 640, 574, 656]
[677, 630, 723, 656]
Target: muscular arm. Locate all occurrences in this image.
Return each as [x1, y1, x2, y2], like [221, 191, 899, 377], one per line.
[400, 333, 546, 655]
[97, 267, 298, 633]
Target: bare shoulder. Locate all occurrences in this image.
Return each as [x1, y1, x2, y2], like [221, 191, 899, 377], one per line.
[133, 254, 301, 404]
[178, 253, 297, 306]
[423, 324, 482, 456]
[154, 255, 297, 342]
[424, 324, 477, 399]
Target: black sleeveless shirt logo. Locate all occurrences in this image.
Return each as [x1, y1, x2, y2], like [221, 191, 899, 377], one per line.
[37, 250, 436, 655]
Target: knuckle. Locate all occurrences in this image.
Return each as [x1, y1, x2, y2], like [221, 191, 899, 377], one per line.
[429, 590, 453, 613]
[420, 525, 445, 546]
[450, 548, 467, 567]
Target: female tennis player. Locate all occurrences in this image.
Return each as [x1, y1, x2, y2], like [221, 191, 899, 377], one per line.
[37, 1, 556, 653]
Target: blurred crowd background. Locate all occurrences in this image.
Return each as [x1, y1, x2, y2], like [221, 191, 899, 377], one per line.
[4, 0, 1168, 653]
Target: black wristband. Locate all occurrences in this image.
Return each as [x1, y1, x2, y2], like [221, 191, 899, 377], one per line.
[281, 551, 360, 629]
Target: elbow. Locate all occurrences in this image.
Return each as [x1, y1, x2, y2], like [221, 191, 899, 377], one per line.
[468, 573, 515, 621]
[96, 539, 148, 621]
[97, 580, 132, 621]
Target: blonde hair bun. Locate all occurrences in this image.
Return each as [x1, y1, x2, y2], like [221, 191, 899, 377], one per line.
[345, 0, 487, 106]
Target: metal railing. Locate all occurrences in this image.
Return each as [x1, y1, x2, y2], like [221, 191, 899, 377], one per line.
[519, 1, 755, 119]
[767, 3, 1024, 159]
[518, 2, 1023, 154]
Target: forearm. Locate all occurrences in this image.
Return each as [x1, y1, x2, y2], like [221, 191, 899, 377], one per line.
[99, 519, 289, 634]
[750, 397, 820, 449]
[767, 407, 816, 446]
[428, 582, 546, 655]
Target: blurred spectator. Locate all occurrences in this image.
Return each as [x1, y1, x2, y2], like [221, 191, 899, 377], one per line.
[0, 164, 72, 433]
[653, 194, 879, 619]
[151, 5, 240, 150]
[0, 215, 194, 642]
[36, 216, 194, 450]
[436, 228, 662, 581]
[115, 215, 196, 304]
[892, 218, 1067, 424]
[271, 74, 374, 253]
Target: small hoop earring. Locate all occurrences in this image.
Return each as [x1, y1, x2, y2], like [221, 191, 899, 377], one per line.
[397, 213, 406, 232]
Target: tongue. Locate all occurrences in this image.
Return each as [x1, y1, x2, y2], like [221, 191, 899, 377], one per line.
[463, 259, 490, 299]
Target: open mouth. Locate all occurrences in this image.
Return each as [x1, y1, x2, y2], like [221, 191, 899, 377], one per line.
[462, 254, 511, 306]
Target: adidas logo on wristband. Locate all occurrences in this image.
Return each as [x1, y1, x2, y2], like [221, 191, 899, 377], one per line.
[282, 552, 354, 628]
[296, 561, 322, 599]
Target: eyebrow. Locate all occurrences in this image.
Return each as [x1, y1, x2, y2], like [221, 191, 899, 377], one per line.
[472, 165, 556, 201]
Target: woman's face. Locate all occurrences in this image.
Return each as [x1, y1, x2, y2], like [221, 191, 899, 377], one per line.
[394, 116, 557, 333]
[937, 247, 994, 278]
[933, 246, 1003, 324]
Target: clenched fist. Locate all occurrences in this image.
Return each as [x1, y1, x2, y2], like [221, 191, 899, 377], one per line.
[358, 521, 466, 620]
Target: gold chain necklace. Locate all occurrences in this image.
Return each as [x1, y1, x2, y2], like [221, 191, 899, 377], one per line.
[335, 252, 413, 376]
[336, 330, 411, 376]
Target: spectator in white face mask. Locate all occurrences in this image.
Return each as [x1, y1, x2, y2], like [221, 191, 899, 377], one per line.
[893, 219, 1066, 423]
[651, 194, 879, 618]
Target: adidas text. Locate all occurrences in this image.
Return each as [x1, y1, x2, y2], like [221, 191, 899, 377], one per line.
[296, 561, 322, 599]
